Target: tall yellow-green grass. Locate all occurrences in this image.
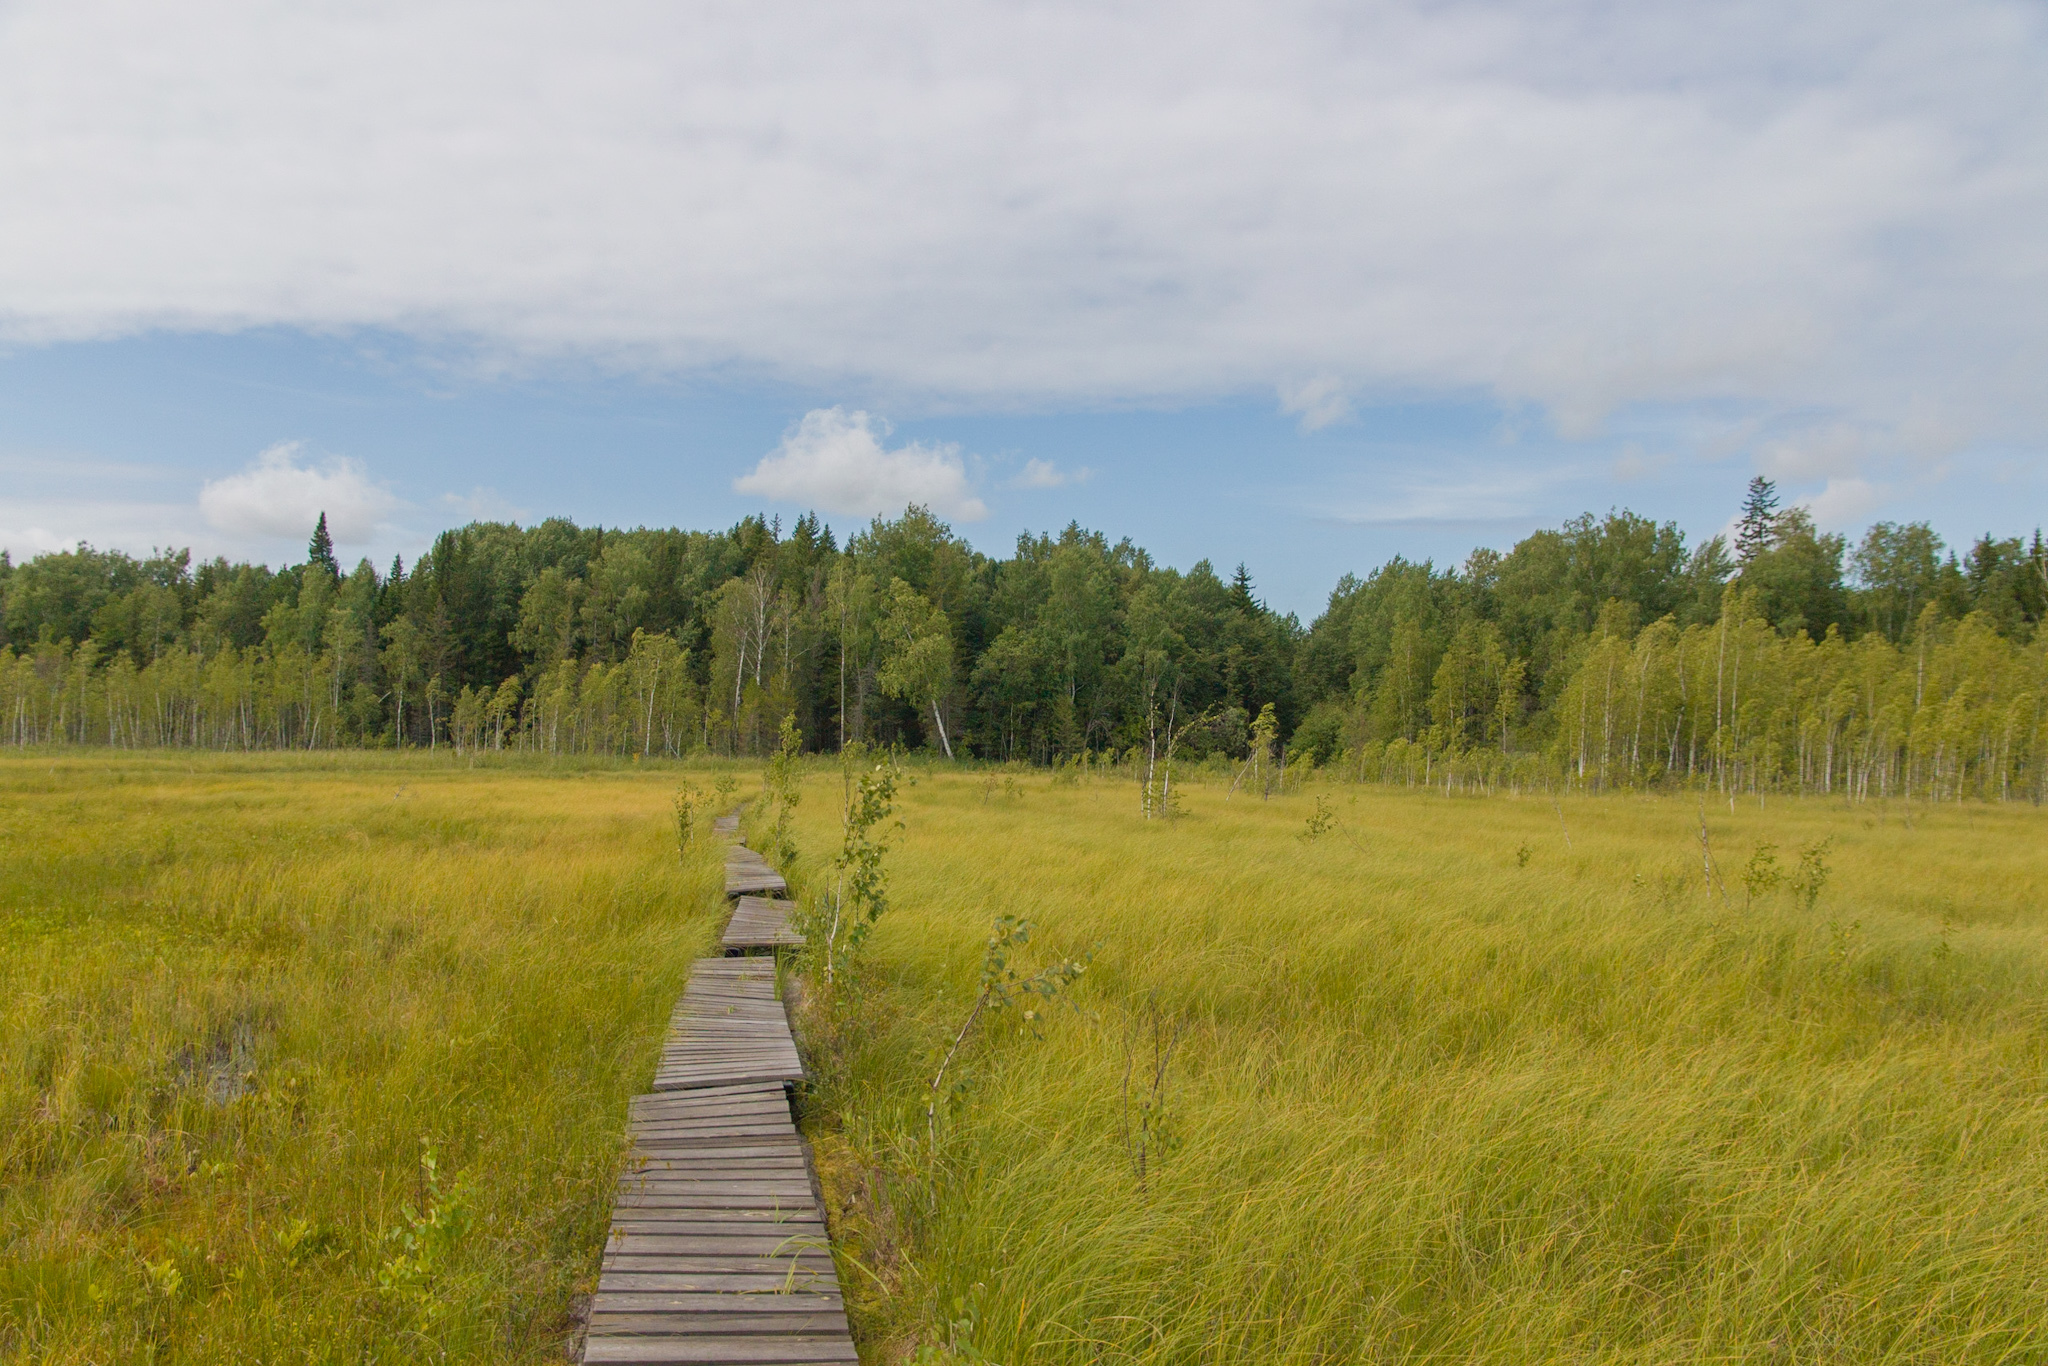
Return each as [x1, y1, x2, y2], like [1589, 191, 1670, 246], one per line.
[773, 767, 2048, 1363]
[0, 752, 728, 1363]
[9, 751, 2048, 1363]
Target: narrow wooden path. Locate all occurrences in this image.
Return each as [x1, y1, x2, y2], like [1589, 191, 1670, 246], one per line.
[653, 959, 805, 1092]
[724, 895, 805, 953]
[581, 816, 851, 1365]
[725, 847, 789, 899]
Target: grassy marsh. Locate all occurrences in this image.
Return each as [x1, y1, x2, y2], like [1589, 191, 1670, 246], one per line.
[778, 769, 2048, 1363]
[0, 752, 725, 1363]
[7, 750, 2048, 1363]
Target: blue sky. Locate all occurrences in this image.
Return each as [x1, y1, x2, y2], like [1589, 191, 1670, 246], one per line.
[2, 1, 2044, 619]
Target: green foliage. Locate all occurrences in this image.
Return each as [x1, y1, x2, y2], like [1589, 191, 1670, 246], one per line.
[1230, 703, 1279, 800]
[926, 915, 1091, 1154]
[1742, 841, 1781, 905]
[375, 1143, 475, 1318]
[877, 578, 957, 758]
[1735, 475, 1780, 565]
[809, 745, 901, 986]
[910, 1285, 995, 1364]
[1795, 837, 1833, 911]
[1300, 794, 1335, 842]
[762, 713, 803, 864]
[673, 785, 698, 858]
[307, 513, 339, 578]
[3, 492, 2044, 792]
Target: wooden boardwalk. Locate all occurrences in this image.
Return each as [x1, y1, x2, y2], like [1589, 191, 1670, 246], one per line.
[725, 847, 789, 899]
[724, 895, 805, 953]
[582, 831, 852, 1365]
[653, 958, 805, 1093]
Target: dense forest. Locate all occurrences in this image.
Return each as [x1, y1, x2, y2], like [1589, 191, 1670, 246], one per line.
[3, 479, 2046, 800]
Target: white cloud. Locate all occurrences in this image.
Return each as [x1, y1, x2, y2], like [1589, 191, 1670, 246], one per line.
[735, 408, 988, 521]
[199, 442, 404, 545]
[1009, 458, 1088, 490]
[1757, 423, 1871, 484]
[0, 0, 2043, 474]
[0, 493, 219, 562]
[1279, 377, 1354, 432]
[1798, 477, 1883, 529]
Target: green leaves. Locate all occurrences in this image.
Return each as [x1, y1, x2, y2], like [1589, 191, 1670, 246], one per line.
[375, 1143, 475, 1319]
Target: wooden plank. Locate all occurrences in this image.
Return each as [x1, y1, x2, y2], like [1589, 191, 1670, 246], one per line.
[583, 1338, 858, 1365]
[605, 1235, 830, 1255]
[595, 1272, 838, 1294]
[722, 895, 805, 951]
[587, 1311, 851, 1336]
[589, 1293, 843, 1315]
[651, 957, 804, 1092]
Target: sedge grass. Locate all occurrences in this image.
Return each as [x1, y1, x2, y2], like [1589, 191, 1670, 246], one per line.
[0, 751, 731, 1363]
[776, 767, 2048, 1363]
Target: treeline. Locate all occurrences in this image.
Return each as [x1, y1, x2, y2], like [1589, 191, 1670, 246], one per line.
[2, 482, 2045, 799]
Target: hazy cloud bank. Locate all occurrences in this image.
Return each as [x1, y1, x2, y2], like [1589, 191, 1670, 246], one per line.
[0, 0, 2043, 480]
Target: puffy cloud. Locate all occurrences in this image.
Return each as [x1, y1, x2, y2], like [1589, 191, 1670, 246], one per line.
[199, 442, 404, 544]
[0, 0, 2038, 468]
[1798, 477, 1883, 529]
[1009, 458, 1087, 490]
[734, 408, 987, 521]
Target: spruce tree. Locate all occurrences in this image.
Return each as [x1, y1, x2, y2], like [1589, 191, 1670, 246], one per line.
[1230, 563, 1258, 612]
[1735, 477, 1779, 565]
[307, 512, 339, 576]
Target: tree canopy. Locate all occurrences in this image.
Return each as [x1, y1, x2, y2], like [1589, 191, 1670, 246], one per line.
[4, 494, 2044, 800]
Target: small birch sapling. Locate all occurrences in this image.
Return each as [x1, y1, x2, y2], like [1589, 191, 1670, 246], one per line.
[926, 916, 1090, 1155]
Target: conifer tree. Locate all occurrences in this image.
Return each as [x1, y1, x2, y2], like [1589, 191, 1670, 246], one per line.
[1735, 478, 1779, 566]
[308, 512, 339, 576]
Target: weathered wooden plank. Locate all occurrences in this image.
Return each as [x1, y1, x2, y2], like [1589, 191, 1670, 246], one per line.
[583, 1337, 858, 1365]
[649, 956, 804, 1092]
[587, 1311, 851, 1336]
[589, 1293, 842, 1315]
[722, 895, 805, 951]
[595, 1272, 839, 1293]
[589, 1310, 851, 1335]
[605, 1234, 830, 1255]
[605, 1215, 827, 1232]
[602, 1255, 835, 1276]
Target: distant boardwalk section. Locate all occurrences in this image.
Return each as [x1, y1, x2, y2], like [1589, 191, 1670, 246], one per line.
[725, 846, 789, 899]
[724, 895, 805, 953]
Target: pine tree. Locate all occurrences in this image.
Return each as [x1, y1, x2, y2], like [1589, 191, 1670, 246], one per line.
[308, 512, 339, 576]
[1230, 563, 1258, 612]
[1735, 478, 1779, 565]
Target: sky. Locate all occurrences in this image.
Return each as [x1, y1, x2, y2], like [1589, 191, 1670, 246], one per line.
[2, 0, 2044, 619]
